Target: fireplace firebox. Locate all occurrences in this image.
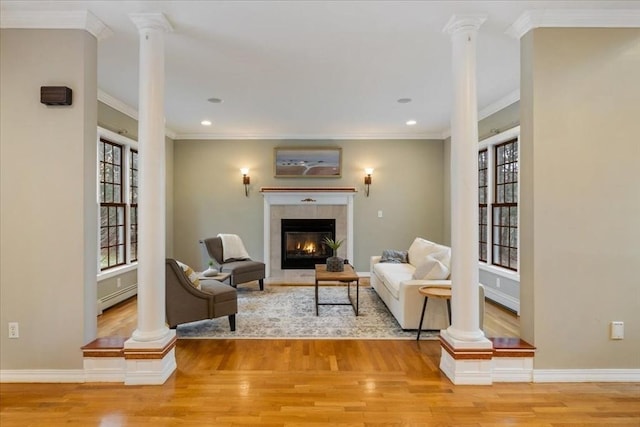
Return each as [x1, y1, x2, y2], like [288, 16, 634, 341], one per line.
[281, 219, 335, 269]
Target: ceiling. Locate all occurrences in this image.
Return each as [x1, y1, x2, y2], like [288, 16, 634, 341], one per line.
[2, 1, 639, 139]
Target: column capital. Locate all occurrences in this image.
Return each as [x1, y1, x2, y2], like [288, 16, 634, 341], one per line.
[443, 14, 487, 36]
[129, 12, 173, 33]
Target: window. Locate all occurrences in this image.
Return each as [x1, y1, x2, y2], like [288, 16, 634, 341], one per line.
[478, 149, 488, 262]
[99, 139, 126, 269]
[492, 139, 518, 270]
[478, 129, 519, 273]
[130, 150, 138, 262]
[98, 128, 139, 273]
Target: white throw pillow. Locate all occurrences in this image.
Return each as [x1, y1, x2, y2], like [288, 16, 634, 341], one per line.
[407, 237, 438, 267]
[176, 260, 201, 290]
[412, 249, 451, 280]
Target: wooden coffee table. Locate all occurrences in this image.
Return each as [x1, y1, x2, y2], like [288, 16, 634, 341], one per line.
[314, 264, 360, 316]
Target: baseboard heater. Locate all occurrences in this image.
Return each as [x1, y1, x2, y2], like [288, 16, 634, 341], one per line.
[484, 287, 520, 315]
[97, 284, 137, 314]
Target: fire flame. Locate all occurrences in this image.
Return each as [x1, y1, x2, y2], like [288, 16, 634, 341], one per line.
[296, 241, 316, 254]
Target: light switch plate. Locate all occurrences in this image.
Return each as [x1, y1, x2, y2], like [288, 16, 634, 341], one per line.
[610, 321, 624, 340]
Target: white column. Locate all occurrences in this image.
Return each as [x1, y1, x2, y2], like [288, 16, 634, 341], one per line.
[124, 13, 175, 385]
[440, 14, 493, 385]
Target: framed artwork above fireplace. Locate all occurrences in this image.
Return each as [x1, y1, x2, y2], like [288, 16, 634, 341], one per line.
[274, 147, 342, 178]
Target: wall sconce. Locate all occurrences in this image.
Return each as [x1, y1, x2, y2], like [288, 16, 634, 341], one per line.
[241, 168, 250, 197]
[364, 168, 374, 197]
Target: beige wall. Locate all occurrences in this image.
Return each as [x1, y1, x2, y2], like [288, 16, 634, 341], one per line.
[173, 139, 445, 271]
[98, 102, 138, 140]
[0, 29, 97, 370]
[520, 28, 640, 369]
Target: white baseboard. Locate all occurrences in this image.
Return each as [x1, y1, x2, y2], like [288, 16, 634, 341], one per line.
[97, 283, 137, 314]
[484, 286, 520, 314]
[534, 369, 640, 382]
[2, 367, 638, 384]
[0, 369, 86, 383]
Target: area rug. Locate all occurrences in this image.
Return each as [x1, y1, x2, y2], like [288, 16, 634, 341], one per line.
[177, 285, 438, 340]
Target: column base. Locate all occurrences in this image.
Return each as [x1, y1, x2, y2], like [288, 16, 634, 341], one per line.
[82, 337, 126, 383]
[439, 330, 493, 385]
[123, 329, 177, 385]
[490, 337, 536, 382]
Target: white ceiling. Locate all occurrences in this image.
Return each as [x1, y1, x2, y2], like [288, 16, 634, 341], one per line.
[2, 1, 639, 139]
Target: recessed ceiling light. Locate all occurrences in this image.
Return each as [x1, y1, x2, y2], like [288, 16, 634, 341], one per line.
[207, 97, 223, 104]
[201, 120, 212, 126]
[406, 120, 417, 126]
[397, 98, 412, 104]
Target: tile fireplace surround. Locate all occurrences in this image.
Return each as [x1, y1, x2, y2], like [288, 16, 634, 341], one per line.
[261, 187, 356, 283]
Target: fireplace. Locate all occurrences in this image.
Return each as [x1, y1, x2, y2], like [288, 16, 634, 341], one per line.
[281, 219, 335, 269]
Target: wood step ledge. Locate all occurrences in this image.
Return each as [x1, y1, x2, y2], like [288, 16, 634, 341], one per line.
[439, 336, 536, 360]
[82, 336, 127, 358]
[82, 335, 178, 360]
[439, 336, 494, 360]
[489, 337, 536, 358]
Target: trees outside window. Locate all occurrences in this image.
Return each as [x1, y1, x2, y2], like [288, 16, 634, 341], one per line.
[478, 149, 488, 262]
[492, 139, 518, 271]
[98, 132, 138, 272]
[99, 139, 125, 269]
[478, 134, 519, 272]
[130, 150, 138, 262]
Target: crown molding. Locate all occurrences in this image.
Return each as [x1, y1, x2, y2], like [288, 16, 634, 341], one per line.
[439, 89, 520, 140]
[478, 89, 520, 122]
[98, 89, 177, 140]
[506, 9, 640, 39]
[174, 132, 444, 141]
[98, 90, 138, 120]
[0, 10, 113, 40]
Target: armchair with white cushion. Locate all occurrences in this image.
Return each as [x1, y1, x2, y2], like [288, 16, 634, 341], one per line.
[199, 234, 265, 290]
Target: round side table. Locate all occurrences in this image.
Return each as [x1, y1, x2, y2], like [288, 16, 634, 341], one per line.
[417, 286, 452, 341]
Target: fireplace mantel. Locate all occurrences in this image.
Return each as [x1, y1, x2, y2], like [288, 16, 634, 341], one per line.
[260, 187, 357, 193]
[262, 187, 356, 277]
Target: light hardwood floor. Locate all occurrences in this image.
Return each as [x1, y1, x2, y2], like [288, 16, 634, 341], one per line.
[2, 290, 638, 426]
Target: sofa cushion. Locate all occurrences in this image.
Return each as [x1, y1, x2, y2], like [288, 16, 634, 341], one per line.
[220, 259, 265, 275]
[200, 280, 237, 302]
[412, 249, 451, 280]
[407, 238, 439, 267]
[176, 260, 201, 290]
[373, 262, 415, 299]
[380, 249, 408, 263]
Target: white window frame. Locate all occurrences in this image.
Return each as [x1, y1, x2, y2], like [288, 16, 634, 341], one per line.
[97, 127, 139, 280]
[478, 126, 520, 281]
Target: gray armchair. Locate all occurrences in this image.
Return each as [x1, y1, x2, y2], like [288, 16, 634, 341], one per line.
[199, 236, 265, 291]
[165, 258, 237, 330]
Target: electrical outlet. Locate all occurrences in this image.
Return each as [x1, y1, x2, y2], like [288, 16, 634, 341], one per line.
[611, 321, 624, 340]
[116, 278, 122, 288]
[496, 278, 501, 288]
[8, 322, 19, 339]
[377, 210, 383, 218]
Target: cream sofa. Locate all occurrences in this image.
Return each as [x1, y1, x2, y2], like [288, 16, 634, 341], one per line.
[370, 237, 484, 330]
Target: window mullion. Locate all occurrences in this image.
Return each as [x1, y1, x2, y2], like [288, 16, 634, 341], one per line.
[487, 147, 494, 265]
[123, 145, 132, 264]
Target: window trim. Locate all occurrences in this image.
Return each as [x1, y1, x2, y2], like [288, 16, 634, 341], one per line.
[97, 127, 139, 275]
[478, 126, 520, 277]
[99, 139, 126, 269]
[478, 148, 488, 263]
